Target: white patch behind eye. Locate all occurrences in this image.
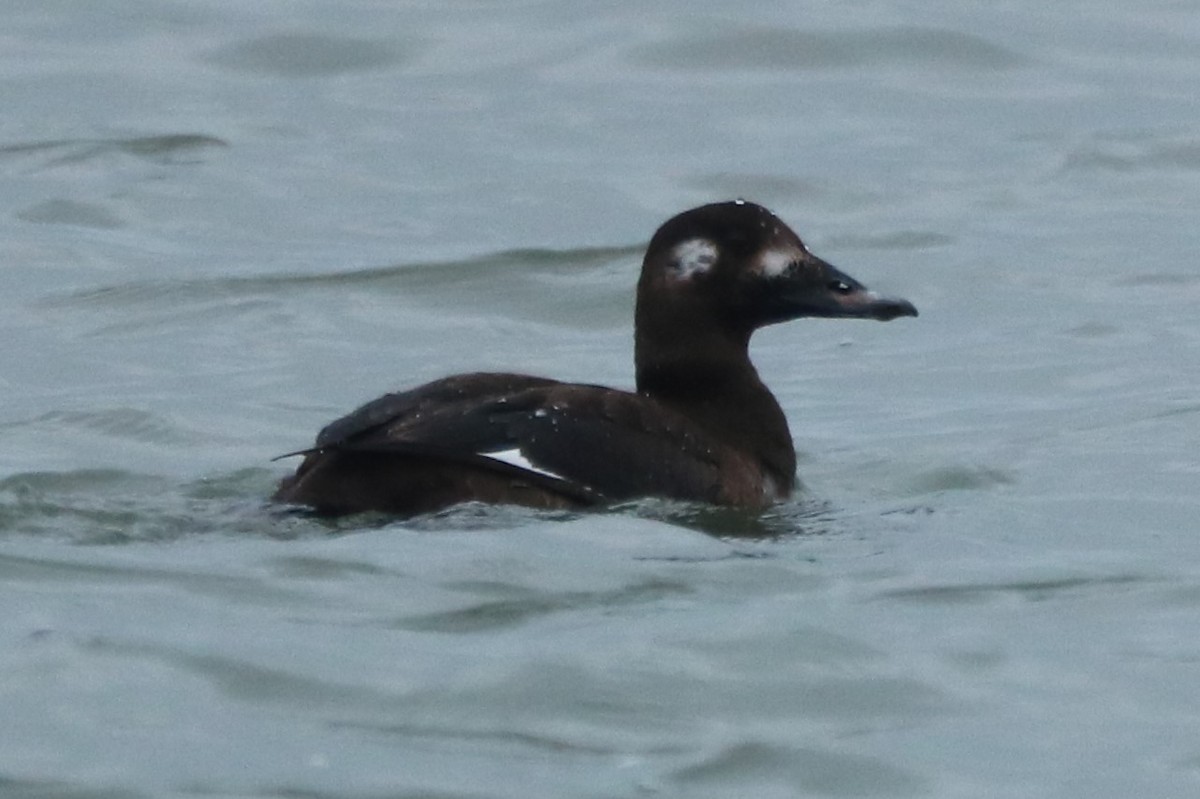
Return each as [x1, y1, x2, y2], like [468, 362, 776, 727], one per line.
[484, 447, 567, 481]
[670, 238, 718, 278]
[758, 248, 795, 278]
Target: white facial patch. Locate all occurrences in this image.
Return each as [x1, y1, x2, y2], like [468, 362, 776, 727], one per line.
[670, 238, 719, 279]
[483, 447, 567, 482]
[757, 247, 798, 278]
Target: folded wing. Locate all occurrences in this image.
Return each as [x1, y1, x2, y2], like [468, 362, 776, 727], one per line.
[274, 372, 731, 515]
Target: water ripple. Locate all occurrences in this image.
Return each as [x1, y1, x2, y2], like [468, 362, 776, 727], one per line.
[16, 200, 123, 229]
[901, 464, 1017, 494]
[876, 573, 1150, 605]
[205, 33, 415, 77]
[633, 25, 1024, 71]
[1063, 139, 1200, 173]
[38, 244, 642, 337]
[0, 134, 228, 170]
[392, 578, 692, 633]
[1, 408, 200, 445]
[83, 638, 390, 709]
[41, 245, 638, 305]
[671, 741, 927, 796]
[0, 468, 285, 544]
[0, 775, 140, 799]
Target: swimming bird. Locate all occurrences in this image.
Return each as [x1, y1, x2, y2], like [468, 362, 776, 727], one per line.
[273, 201, 917, 516]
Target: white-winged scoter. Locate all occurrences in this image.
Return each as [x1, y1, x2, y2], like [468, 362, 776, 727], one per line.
[273, 201, 917, 516]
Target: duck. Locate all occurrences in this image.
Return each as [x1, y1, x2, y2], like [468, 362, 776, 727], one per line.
[273, 200, 917, 516]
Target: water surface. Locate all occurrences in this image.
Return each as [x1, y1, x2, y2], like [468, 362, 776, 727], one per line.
[2, 1, 1200, 797]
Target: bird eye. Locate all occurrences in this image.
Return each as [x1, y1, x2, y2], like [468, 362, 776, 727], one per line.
[829, 280, 853, 294]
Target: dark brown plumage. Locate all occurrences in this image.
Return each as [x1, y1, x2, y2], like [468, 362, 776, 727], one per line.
[273, 201, 917, 516]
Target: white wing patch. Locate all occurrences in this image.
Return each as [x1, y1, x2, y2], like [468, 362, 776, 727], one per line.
[484, 448, 567, 481]
[670, 238, 719, 278]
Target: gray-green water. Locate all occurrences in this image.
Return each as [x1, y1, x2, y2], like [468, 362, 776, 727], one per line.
[3, 1, 1199, 796]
